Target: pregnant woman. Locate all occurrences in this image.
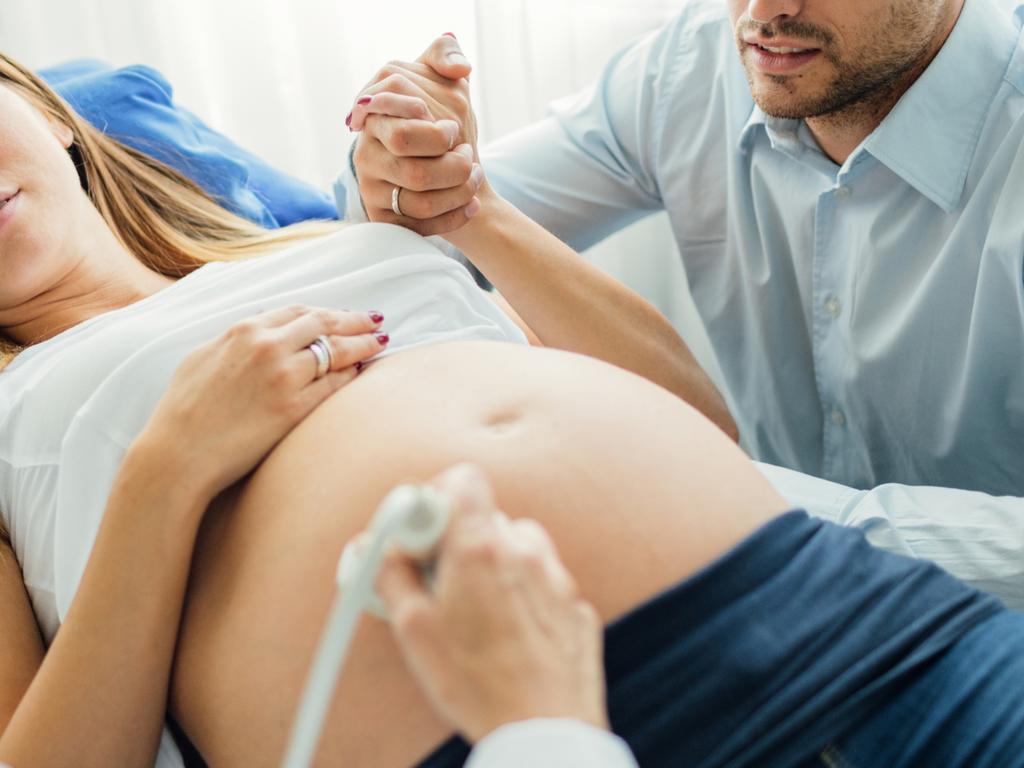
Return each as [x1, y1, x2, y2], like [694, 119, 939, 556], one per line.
[0, 47, 1021, 768]
[0, 45, 750, 767]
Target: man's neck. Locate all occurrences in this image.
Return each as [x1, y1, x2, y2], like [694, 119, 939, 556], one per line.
[806, 1, 965, 165]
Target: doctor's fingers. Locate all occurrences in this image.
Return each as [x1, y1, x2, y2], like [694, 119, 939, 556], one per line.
[378, 547, 444, 638]
[433, 464, 499, 527]
[507, 518, 580, 602]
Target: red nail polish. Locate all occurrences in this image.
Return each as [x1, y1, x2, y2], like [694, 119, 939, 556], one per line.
[357, 96, 372, 105]
[369, 311, 384, 324]
[355, 361, 364, 372]
[443, 32, 457, 39]
[376, 333, 390, 345]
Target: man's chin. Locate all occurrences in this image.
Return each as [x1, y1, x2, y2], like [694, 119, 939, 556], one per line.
[749, 84, 826, 120]
[741, 57, 833, 119]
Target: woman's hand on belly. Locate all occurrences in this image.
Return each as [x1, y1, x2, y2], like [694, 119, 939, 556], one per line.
[377, 463, 609, 744]
[138, 305, 389, 500]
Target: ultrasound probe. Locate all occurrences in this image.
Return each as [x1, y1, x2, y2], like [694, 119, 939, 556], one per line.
[281, 484, 450, 768]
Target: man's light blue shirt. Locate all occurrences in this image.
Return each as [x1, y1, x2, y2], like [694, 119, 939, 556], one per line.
[483, 0, 1024, 494]
[337, 0, 1024, 607]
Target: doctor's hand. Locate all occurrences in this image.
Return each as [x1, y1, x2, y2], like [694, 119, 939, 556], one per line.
[347, 35, 486, 236]
[376, 464, 609, 743]
[139, 306, 387, 501]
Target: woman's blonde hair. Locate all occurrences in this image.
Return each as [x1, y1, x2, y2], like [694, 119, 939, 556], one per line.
[0, 52, 341, 369]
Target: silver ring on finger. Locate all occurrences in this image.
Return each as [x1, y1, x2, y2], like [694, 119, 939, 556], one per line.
[391, 185, 405, 217]
[308, 335, 333, 380]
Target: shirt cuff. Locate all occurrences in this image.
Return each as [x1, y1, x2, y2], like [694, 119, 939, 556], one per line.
[333, 139, 370, 223]
[466, 719, 639, 768]
[753, 461, 861, 524]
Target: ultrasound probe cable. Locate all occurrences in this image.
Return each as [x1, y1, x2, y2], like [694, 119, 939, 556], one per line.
[281, 485, 450, 768]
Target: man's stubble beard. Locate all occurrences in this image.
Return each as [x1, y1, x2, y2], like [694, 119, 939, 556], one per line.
[741, 2, 945, 129]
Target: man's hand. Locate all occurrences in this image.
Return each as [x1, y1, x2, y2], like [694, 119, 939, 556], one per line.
[376, 464, 610, 743]
[348, 36, 485, 236]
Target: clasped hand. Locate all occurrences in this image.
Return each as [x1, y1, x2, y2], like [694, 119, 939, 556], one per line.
[347, 35, 490, 237]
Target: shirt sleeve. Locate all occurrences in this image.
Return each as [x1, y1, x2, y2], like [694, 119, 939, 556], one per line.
[466, 719, 640, 768]
[334, 142, 369, 223]
[480, 24, 680, 253]
[755, 462, 1024, 611]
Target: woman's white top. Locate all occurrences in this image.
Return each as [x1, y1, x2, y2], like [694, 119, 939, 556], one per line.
[0, 223, 525, 768]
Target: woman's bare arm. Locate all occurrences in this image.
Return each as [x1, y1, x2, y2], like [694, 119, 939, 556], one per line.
[0, 542, 46, 734]
[0, 450, 209, 768]
[489, 292, 542, 346]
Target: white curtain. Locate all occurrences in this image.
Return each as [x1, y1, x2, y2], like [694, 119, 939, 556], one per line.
[0, 0, 715, 369]
[0, 0, 686, 185]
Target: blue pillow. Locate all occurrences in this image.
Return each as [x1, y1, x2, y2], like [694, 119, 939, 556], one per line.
[40, 59, 340, 228]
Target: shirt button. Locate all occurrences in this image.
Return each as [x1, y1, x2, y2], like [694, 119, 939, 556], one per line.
[835, 185, 852, 198]
[824, 295, 842, 318]
[831, 408, 847, 427]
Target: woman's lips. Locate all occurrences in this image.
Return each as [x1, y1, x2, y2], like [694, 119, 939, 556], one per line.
[0, 190, 21, 233]
[747, 43, 821, 74]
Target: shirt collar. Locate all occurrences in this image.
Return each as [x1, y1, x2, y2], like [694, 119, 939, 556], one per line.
[864, 0, 1020, 212]
[738, 103, 773, 155]
[738, 0, 1021, 212]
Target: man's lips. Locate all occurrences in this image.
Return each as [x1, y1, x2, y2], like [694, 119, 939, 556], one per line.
[743, 36, 821, 54]
[744, 40, 821, 74]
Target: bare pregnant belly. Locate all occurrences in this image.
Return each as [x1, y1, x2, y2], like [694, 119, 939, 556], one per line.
[170, 341, 783, 767]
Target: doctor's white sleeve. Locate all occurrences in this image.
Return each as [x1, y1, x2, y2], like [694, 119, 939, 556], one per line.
[466, 720, 639, 768]
[756, 462, 1024, 611]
